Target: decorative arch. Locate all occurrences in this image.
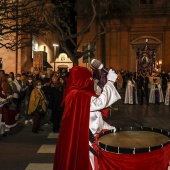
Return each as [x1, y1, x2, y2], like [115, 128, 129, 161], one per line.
[130, 36, 162, 52]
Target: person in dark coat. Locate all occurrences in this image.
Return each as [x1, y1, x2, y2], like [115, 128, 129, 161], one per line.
[24, 76, 34, 125]
[138, 76, 150, 105]
[51, 82, 64, 133]
[161, 71, 168, 94]
[41, 78, 53, 124]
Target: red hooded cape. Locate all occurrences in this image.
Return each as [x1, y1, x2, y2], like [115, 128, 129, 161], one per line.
[53, 66, 96, 170]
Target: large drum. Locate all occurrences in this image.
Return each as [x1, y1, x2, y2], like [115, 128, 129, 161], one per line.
[98, 127, 170, 170]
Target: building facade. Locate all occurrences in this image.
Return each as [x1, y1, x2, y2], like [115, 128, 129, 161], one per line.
[1, 0, 170, 75]
[78, 0, 170, 73]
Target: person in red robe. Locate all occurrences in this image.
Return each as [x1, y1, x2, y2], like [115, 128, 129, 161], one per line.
[53, 66, 120, 170]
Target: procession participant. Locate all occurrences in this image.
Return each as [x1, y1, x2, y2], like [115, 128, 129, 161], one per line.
[164, 78, 170, 106]
[0, 78, 13, 136]
[124, 74, 138, 104]
[53, 66, 121, 170]
[149, 78, 164, 105]
[0, 70, 5, 84]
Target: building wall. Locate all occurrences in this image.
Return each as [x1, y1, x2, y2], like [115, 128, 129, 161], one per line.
[21, 33, 60, 74]
[0, 47, 21, 75]
[0, 31, 73, 75]
[1, 0, 170, 74]
[164, 30, 170, 71]
[77, 0, 170, 73]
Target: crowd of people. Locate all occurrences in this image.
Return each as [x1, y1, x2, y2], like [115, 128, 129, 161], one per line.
[0, 66, 170, 169]
[0, 68, 170, 136]
[0, 69, 67, 136]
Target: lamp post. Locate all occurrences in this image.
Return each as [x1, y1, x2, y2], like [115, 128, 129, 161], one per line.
[53, 44, 59, 71]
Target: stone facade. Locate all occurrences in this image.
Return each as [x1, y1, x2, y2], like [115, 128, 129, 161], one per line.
[77, 0, 170, 73]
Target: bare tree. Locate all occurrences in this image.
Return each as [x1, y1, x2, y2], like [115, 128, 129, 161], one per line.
[0, 0, 50, 50]
[0, 0, 138, 66]
[41, 0, 138, 65]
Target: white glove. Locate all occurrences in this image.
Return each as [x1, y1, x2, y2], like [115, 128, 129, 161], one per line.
[107, 69, 117, 82]
[111, 126, 116, 133]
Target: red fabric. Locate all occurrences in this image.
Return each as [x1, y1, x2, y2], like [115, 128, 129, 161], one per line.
[53, 66, 95, 170]
[61, 66, 95, 107]
[92, 136, 100, 170]
[0, 85, 7, 98]
[2, 108, 18, 127]
[101, 108, 109, 117]
[98, 143, 170, 170]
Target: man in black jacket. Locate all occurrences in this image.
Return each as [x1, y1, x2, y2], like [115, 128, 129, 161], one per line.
[138, 76, 150, 105]
[50, 81, 64, 133]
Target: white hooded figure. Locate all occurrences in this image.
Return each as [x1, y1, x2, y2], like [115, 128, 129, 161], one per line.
[90, 69, 121, 170]
[149, 78, 164, 104]
[164, 80, 170, 106]
[124, 75, 138, 104]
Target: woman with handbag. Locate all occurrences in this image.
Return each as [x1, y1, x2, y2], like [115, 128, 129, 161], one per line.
[28, 80, 47, 133]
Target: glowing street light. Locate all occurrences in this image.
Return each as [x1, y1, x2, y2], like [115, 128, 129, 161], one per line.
[53, 44, 59, 71]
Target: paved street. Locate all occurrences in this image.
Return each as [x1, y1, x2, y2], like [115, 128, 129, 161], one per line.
[108, 89, 170, 132]
[0, 88, 170, 170]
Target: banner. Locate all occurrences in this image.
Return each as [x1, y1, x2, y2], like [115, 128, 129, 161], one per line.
[137, 44, 154, 77]
[33, 51, 44, 71]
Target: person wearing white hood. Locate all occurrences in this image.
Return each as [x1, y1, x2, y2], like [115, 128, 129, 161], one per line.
[164, 78, 170, 106]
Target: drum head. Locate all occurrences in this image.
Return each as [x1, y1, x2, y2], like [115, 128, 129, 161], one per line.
[98, 127, 170, 154]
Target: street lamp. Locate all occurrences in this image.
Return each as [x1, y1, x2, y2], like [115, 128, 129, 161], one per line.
[53, 44, 59, 71]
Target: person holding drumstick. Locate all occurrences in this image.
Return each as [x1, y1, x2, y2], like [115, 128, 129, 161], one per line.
[53, 66, 121, 170]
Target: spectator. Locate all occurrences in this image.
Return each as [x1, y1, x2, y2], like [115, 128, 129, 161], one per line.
[161, 71, 168, 94]
[138, 76, 150, 105]
[12, 74, 23, 109]
[24, 76, 34, 125]
[51, 81, 64, 133]
[28, 80, 47, 133]
[41, 78, 53, 124]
